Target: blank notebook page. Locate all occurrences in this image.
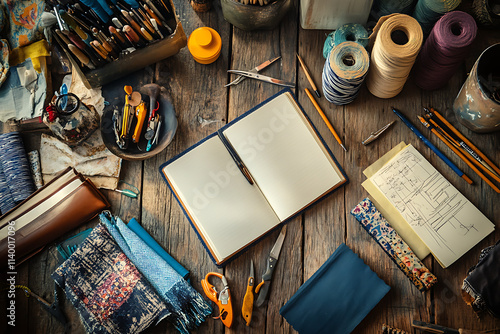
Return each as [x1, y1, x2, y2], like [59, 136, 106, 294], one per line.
[223, 92, 342, 221]
[162, 136, 280, 261]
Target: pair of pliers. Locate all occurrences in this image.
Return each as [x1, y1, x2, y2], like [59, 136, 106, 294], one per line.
[201, 272, 233, 328]
[226, 56, 282, 87]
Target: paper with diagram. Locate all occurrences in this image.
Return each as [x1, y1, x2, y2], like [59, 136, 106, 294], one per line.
[369, 144, 494, 268]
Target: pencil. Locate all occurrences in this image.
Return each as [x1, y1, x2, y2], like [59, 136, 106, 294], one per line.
[305, 88, 347, 151]
[393, 107, 473, 185]
[427, 117, 500, 183]
[430, 108, 500, 177]
[418, 116, 500, 193]
[297, 53, 321, 98]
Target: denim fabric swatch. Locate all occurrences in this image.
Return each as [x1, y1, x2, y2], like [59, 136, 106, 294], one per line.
[127, 218, 190, 280]
[101, 212, 212, 334]
[280, 243, 390, 334]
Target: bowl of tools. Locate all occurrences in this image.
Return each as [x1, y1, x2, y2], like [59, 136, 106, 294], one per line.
[221, 0, 292, 31]
[100, 84, 177, 160]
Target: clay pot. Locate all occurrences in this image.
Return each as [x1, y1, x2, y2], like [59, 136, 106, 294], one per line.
[220, 0, 292, 31]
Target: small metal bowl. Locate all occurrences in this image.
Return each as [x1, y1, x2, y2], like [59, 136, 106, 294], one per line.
[100, 87, 177, 160]
[221, 0, 292, 31]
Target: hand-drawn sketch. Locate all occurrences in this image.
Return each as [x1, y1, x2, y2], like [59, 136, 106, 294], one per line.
[370, 145, 494, 268]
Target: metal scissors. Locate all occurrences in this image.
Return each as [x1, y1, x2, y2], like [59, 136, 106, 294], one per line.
[226, 56, 281, 87]
[227, 70, 295, 88]
[255, 225, 286, 307]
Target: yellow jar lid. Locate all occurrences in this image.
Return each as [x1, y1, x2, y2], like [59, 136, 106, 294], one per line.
[188, 27, 222, 64]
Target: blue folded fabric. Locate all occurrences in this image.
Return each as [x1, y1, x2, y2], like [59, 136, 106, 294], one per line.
[101, 212, 212, 334]
[280, 243, 390, 334]
[127, 218, 190, 280]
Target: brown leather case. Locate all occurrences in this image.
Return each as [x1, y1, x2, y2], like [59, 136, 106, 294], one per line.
[0, 167, 110, 265]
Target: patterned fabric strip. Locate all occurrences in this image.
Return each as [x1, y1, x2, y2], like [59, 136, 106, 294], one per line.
[351, 198, 437, 291]
[52, 223, 168, 334]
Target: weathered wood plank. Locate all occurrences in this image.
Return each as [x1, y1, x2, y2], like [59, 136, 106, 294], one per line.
[144, 1, 230, 333]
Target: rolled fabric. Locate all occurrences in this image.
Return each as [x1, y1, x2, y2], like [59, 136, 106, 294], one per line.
[28, 150, 44, 189]
[0, 132, 36, 204]
[413, 11, 477, 91]
[0, 163, 16, 214]
[412, 0, 461, 34]
[323, 24, 369, 59]
[322, 41, 370, 105]
[366, 14, 423, 99]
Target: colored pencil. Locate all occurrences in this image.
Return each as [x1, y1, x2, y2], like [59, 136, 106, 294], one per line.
[305, 88, 346, 151]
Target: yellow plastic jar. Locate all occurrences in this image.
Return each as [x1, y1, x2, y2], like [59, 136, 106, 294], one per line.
[188, 27, 222, 64]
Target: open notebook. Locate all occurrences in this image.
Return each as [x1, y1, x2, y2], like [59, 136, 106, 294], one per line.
[160, 90, 347, 266]
[365, 143, 494, 268]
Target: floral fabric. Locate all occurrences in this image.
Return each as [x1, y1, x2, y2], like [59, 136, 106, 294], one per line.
[351, 198, 437, 291]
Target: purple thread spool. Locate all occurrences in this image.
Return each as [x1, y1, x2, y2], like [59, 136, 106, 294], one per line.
[413, 11, 477, 91]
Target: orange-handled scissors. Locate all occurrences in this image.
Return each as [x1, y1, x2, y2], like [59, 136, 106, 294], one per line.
[201, 272, 233, 328]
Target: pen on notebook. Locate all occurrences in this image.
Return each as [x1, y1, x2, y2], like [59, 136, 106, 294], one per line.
[418, 116, 500, 193]
[217, 130, 254, 185]
[392, 107, 473, 185]
[305, 88, 347, 151]
[297, 53, 321, 98]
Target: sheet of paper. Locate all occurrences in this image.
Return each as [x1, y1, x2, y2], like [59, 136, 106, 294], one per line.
[362, 142, 431, 260]
[223, 92, 343, 221]
[370, 144, 495, 268]
[162, 136, 281, 262]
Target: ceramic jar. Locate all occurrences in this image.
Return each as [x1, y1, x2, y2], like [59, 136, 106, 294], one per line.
[453, 43, 500, 133]
[221, 0, 292, 31]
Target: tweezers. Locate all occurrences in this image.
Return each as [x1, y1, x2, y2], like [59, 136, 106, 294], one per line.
[227, 70, 295, 88]
[362, 120, 396, 145]
[226, 56, 281, 87]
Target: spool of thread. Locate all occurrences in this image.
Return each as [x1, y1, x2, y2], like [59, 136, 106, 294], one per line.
[0, 132, 36, 213]
[323, 24, 369, 59]
[28, 150, 43, 189]
[366, 14, 423, 99]
[413, 11, 477, 91]
[322, 41, 370, 105]
[412, 0, 461, 34]
[371, 0, 417, 19]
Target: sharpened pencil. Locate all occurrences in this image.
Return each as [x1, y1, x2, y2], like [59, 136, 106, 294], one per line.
[418, 116, 500, 193]
[305, 88, 346, 151]
[297, 53, 321, 98]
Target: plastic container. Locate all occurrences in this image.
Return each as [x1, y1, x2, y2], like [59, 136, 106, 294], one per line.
[188, 27, 222, 64]
[300, 0, 373, 30]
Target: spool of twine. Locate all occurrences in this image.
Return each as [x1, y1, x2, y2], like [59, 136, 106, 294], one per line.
[413, 11, 477, 90]
[323, 24, 369, 59]
[0, 132, 36, 214]
[322, 41, 370, 105]
[366, 14, 423, 99]
[372, 0, 417, 19]
[412, 0, 461, 34]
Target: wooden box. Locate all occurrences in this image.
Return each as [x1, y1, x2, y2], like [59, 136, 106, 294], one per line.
[60, 1, 187, 88]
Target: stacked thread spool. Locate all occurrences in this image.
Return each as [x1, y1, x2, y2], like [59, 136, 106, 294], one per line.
[322, 41, 370, 105]
[366, 14, 423, 99]
[412, 0, 461, 34]
[323, 24, 369, 59]
[413, 11, 477, 90]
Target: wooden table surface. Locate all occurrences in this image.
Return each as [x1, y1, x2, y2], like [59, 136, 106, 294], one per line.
[3, 1, 500, 333]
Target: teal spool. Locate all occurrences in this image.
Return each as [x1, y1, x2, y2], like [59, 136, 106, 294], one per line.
[412, 0, 461, 34]
[371, 0, 417, 19]
[323, 24, 369, 59]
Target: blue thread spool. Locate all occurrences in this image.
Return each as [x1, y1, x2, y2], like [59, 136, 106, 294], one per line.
[371, 0, 417, 19]
[412, 0, 461, 34]
[322, 41, 370, 105]
[0, 132, 36, 214]
[323, 24, 369, 59]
